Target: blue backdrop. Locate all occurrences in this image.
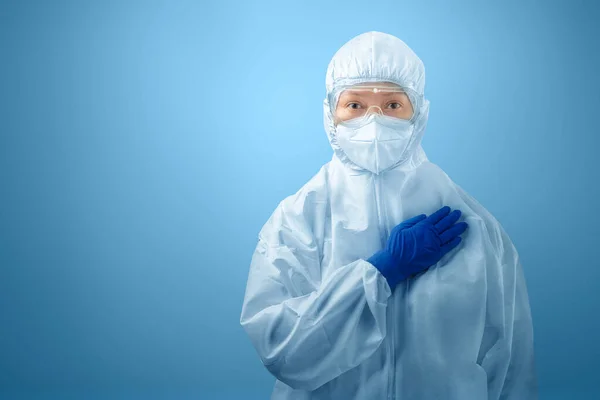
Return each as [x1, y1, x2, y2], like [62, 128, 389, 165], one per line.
[1, 0, 599, 399]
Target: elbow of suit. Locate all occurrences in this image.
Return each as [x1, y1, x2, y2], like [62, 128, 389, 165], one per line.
[240, 316, 336, 391]
[263, 358, 331, 391]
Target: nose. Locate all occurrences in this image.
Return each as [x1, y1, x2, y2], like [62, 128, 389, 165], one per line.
[364, 105, 384, 116]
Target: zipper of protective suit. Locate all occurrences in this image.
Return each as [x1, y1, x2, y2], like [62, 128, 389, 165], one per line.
[373, 173, 395, 400]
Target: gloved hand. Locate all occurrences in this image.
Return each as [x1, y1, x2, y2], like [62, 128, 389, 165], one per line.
[368, 206, 468, 289]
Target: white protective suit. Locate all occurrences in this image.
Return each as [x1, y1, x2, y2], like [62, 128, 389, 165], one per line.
[240, 31, 538, 399]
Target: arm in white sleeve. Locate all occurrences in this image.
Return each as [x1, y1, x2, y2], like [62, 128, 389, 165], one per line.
[240, 235, 392, 391]
[497, 259, 539, 399]
[478, 227, 539, 400]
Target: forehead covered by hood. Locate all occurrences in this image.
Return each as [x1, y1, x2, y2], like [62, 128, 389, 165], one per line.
[325, 31, 426, 100]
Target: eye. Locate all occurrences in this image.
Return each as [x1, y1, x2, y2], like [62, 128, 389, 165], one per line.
[347, 102, 362, 109]
[387, 102, 402, 109]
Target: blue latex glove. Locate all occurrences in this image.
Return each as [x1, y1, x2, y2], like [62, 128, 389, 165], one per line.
[368, 206, 468, 289]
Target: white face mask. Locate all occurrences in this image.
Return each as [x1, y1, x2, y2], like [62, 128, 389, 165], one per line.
[335, 114, 415, 174]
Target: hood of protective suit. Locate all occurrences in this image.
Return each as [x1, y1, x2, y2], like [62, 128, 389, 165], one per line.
[240, 31, 538, 400]
[323, 31, 430, 173]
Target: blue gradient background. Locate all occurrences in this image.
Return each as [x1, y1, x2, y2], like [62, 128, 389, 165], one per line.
[1, 0, 599, 399]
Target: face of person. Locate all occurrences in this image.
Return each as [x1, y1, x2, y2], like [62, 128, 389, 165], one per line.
[334, 81, 414, 124]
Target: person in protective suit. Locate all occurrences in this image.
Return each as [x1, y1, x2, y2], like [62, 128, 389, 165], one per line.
[240, 31, 538, 400]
